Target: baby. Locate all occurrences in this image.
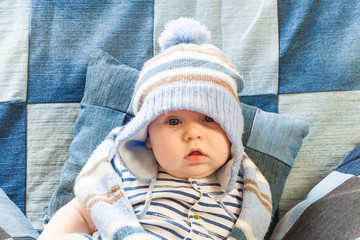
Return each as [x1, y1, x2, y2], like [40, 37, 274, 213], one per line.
[39, 17, 272, 240]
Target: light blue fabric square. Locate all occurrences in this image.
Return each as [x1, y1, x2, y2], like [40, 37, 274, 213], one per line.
[0, 0, 29, 102]
[26, 103, 80, 229]
[154, 0, 279, 97]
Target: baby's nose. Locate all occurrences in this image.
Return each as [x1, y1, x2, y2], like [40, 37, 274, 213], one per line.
[183, 123, 203, 141]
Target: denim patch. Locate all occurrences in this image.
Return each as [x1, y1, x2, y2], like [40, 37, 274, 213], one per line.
[83, 51, 139, 113]
[154, 0, 279, 97]
[0, 0, 29, 102]
[28, 0, 153, 103]
[0, 102, 26, 212]
[241, 94, 278, 113]
[26, 103, 80, 229]
[336, 144, 360, 175]
[278, 91, 360, 214]
[278, 1, 360, 93]
[0, 188, 39, 239]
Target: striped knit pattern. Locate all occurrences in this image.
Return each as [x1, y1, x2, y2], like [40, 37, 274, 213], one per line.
[132, 43, 244, 114]
[229, 154, 273, 240]
[74, 128, 158, 240]
[74, 129, 272, 240]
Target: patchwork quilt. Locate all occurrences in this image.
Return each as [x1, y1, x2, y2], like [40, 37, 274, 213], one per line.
[0, 0, 359, 231]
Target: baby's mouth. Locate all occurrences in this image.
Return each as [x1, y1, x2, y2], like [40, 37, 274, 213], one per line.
[189, 151, 202, 155]
[185, 150, 207, 163]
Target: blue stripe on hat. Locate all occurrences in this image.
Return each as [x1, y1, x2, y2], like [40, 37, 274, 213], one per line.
[137, 58, 243, 92]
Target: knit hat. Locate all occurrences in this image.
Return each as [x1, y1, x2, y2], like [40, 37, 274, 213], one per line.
[115, 17, 245, 194]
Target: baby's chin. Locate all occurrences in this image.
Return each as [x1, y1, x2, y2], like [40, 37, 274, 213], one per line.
[168, 169, 217, 180]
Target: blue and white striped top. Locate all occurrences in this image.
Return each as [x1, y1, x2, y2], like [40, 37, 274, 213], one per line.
[114, 161, 244, 240]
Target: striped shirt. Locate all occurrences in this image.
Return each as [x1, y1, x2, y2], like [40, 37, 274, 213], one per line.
[113, 160, 244, 240]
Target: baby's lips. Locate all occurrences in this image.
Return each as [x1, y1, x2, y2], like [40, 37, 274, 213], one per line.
[185, 149, 207, 163]
[188, 151, 202, 156]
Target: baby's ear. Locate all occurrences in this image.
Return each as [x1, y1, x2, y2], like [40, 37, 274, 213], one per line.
[146, 137, 152, 149]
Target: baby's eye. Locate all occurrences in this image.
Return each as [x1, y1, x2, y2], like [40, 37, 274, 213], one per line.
[203, 116, 215, 122]
[168, 118, 182, 125]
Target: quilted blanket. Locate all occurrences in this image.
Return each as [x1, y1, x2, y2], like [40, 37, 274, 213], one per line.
[0, 0, 359, 233]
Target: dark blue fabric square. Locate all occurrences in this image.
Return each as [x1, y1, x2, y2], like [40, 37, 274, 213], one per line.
[241, 94, 278, 113]
[278, 1, 360, 94]
[335, 144, 360, 175]
[28, 0, 153, 103]
[0, 102, 26, 212]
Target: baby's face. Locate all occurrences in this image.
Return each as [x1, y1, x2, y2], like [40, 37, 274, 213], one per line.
[147, 110, 231, 179]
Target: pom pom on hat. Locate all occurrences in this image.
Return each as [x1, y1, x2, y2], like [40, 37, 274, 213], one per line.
[158, 17, 211, 52]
